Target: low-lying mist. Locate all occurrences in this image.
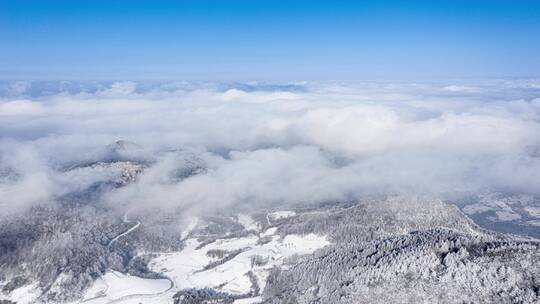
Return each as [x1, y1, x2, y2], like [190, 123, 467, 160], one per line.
[1, 80, 540, 215]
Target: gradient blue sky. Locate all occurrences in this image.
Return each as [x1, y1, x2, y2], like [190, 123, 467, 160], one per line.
[1, 0, 539, 80]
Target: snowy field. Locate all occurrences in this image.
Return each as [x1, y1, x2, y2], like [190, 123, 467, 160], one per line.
[0, 282, 40, 304]
[1, 210, 328, 304]
[31, 211, 327, 304]
[149, 212, 328, 301]
[78, 271, 172, 304]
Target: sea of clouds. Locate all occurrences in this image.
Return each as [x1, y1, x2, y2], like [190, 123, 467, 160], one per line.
[1, 79, 540, 214]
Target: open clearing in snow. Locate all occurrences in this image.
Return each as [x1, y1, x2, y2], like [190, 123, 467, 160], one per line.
[150, 213, 329, 296]
[81, 271, 172, 304]
[6, 213, 329, 304]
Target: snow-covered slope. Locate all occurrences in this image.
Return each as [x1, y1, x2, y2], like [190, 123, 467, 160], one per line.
[80, 271, 172, 304]
[151, 220, 328, 297]
[1, 197, 539, 304]
[264, 229, 540, 304]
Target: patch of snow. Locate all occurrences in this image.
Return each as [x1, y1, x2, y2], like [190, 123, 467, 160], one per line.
[462, 204, 493, 215]
[269, 211, 296, 221]
[524, 206, 540, 218]
[150, 225, 329, 301]
[181, 217, 199, 239]
[495, 211, 521, 221]
[0, 283, 40, 304]
[82, 277, 108, 302]
[80, 271, 171, 304]
[280, 234, 330, 255]
[262, 227, 278, 236]
[237, 214, 260, 232]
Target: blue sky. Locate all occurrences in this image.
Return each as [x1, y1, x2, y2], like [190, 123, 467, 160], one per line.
[1, 0, 539, 80]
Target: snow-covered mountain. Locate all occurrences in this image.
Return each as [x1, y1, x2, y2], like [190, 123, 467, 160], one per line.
[1, 142, 539, 304]
[1, 196, 539, 303]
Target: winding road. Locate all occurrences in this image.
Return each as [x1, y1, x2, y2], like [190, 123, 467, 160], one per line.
[82, 213, 176, 304]
[107, 212, 141, 250]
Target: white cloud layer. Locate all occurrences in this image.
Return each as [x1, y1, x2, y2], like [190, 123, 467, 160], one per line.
[1, 80, 540, 214]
